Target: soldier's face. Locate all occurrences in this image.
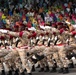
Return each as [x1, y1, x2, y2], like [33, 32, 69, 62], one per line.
[17, 41, 23, 47]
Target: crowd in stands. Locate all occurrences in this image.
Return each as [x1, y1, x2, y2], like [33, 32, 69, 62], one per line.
[0, 0, 76, 32]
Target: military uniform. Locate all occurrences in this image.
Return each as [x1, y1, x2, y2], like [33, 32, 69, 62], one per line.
[17, 48, 32, 75]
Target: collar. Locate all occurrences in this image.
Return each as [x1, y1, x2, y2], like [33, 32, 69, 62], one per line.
[56, 43, 65, 46]
[17, 45, 28, 49]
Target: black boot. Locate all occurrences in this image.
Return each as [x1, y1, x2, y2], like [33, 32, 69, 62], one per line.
[27, 73, 32, 75]
[39, 68, 44, 72]
[24, 68, 26, 72]
[53, 59, 57, 68]
[45, 66, 50, 72]
[31, 65, 35, 72]
[7, 70, 12, 75]
[1, 70, 5, 75]
[20, 71, 25, 75]
[11, 66, 14, 72]
[69, 63, 74, 68]
[36, 64, 40, 68]
[50, 67, 57, 72]
[58, 68, 63, 73]
[14, 69, 19, 75]
[54, 63, 57, 68]
[63, 67, 69, 74]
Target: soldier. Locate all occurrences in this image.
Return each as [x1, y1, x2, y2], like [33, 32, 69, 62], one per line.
[0, 58, 5, 75]
[43, 46, 57, 72]
[57, 45, 69, 73]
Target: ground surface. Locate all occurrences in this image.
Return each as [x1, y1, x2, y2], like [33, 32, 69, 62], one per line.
[0, 67, 76, 75]
[32, 68, 76, 75]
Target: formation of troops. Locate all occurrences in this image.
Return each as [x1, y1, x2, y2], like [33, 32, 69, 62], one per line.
[0, 23, 76, 75]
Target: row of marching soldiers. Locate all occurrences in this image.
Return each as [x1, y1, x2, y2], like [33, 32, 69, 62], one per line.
[0, 28, 76, 75]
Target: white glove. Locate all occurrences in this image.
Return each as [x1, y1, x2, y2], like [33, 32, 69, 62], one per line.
[16, 37, 19, 41]
[66, 39, 69, 42]
[55, 36, 57, 40]
[42, 36, 45, 40]
[0, 29, 8, 33]
[75, 35, 76, 39]
[36, 37, 39, 40]
[45, 26, 51, 29]
[48, 38, 50, 42]
[0, 40, 2, 43]
[5, 40, 8, 43]
[9, 46, 13, 50]
[31, 39, 33, 43]
[28, 27, 36, 31]
[40, 25, 45, 30]
[32, 55, 37, 59]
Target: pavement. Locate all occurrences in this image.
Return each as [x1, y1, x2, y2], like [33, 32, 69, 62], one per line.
[0, 66, 76, 75]
[32, 68, 76, 75]
[0, 60, 76, 75]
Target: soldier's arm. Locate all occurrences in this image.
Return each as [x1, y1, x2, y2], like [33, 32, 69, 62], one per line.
[7, 31, 19, 37]
[4, 50, 18, 61]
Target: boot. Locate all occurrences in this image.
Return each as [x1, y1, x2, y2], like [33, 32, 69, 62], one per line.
[54, 63, 57, 68]
[24, 68, 26, 72]
[58, 68, 63, 73]
[11, 66, 14, 72]
[50, 67, 57, 72]
[20, 71, 25, 75]
[14, 69, 19, 75]
[44, 66, 50, 72]
[63, 67, 69, 74]
[7, 70, 12, 75]
[1, 70, 5, 75]
[31, 65, 35, 72]
[39, 68, 44, 72]
[36, 64, 40, 68]
[69, 63, 74, 68]
[27, 73, 32, 75]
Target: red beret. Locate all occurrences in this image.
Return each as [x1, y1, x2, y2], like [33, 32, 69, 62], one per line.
[71, 31, 76, 36]
[28, 35, 32, 39]
[0, 36, 5, 40]
[9, 35, 13, 39]
[46, 32, 49, 35]
[57, 22, 63, 26]
[40, 33, 44, 36]
[59, 28, 64, 34]
[53, 32, 56, 35]
[32, 32, 37, 37]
